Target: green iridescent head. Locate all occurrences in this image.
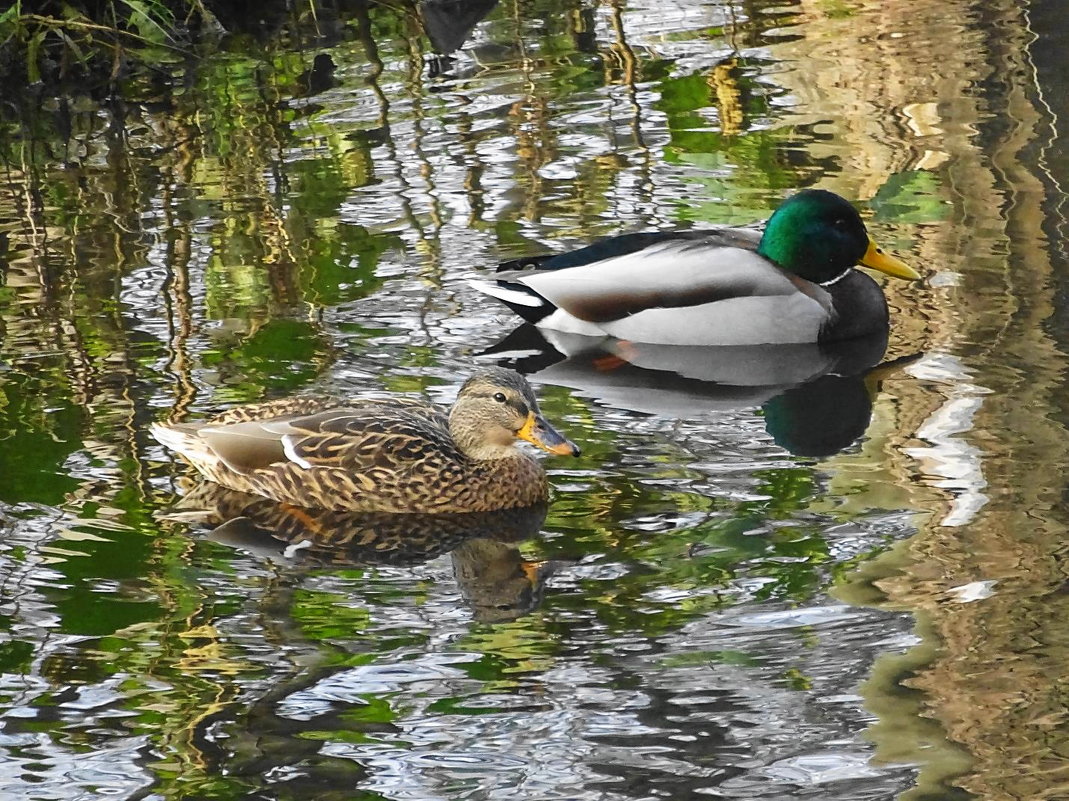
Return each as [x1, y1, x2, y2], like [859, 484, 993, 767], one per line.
[757, 190, 919, 285]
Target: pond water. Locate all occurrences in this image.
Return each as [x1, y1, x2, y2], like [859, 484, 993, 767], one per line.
[2, 0, 1068, 799]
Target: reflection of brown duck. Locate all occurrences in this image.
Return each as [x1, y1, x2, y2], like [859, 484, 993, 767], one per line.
[169, 482, 555, 622]
[451, 537, 558, 622]
[152, 368, 579, 513]
[172, 481, 545, 566]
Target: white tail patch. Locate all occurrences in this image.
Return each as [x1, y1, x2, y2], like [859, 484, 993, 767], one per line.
[469, 279, 543, 308]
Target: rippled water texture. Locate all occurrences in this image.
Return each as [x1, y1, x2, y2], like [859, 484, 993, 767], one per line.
[3, 0, 1069, 799]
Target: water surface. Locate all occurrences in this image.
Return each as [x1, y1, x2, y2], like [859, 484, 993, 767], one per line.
[2, 1, 1067, 799]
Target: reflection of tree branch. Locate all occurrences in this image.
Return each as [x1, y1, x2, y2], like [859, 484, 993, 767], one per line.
[185, 574, 336, 778]
[355, 2, 427, 243]
[455, 98, 485, 225]
[3, 139, 51, 292]
[508, 0, 549, 222]
[161, 197, 198, 422]
[400, 13, 447, 340]
[607, 0, 653, 214]
[155, 107, 202, 421]
[254, 62, 304, 307]
[404, 11, 445, 285]
[709, 59, 744, 137]
[58, 298, 96, 408]
[356, 1, 445, 343]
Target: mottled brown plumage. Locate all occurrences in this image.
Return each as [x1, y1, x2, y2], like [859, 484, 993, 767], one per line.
[151, 367, 580, 513]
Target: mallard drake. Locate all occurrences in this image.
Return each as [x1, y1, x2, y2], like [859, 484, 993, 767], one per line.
[151, 367, 580, 514]
[471, 189, 921, 346]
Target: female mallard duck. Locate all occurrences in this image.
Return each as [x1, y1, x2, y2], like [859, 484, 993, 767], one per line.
[151, 367, 580, 514]
[471, 189, 921, 346]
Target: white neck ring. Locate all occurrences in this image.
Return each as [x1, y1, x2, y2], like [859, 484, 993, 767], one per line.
[818, 269, 853, 287]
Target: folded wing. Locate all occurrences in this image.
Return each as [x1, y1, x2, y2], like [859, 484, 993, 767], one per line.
[196, 402, 458, 476]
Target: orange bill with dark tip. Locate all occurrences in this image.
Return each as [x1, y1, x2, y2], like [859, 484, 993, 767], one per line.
[517, 411, 581, 457]
[521, 560, 546, 585]
[860, 236, 921, 280]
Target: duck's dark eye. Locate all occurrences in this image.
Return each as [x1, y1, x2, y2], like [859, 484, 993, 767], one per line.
[493, 392, 507, 403]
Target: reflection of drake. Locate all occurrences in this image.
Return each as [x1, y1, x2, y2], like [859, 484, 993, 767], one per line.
[169, 483, 553, 621]
[487, 326, 918, 457]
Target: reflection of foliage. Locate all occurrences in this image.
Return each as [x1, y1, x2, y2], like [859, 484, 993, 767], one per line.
[658, 59, 834, 223]
[0, 372, 83, 505]
[530, 460, 843, 639]
[296, 224, 397, 307]
[658, 64, 760, 140]
[870, 170, 948, 223]
[291, 586, 377, 644]
[199, 318, 333, 401]
[0, 639, 36, 674]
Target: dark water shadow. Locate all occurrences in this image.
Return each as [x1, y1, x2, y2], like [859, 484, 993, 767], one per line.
[420, 0, 500, 54]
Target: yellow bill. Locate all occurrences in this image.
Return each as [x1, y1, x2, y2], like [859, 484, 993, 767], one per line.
[861, 236, 921, 280]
